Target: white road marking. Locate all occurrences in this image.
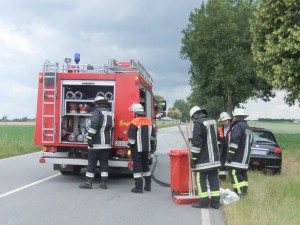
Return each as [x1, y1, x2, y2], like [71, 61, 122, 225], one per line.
[202, 209, 211, 225]
[0, 151, 41, 161]
[0, 173, 61, 198]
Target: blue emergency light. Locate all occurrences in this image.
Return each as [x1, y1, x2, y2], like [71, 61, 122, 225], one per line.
[74, 53, 80, 64]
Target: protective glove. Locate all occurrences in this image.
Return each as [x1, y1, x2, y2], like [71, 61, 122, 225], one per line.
[150, 140, 156, 154]
[190, 159, 196, 169]
[126, 143, 134, 151]
[87, 136, 94, 148]
[190, 151, 199, 169]
[226, 150, 235, 163]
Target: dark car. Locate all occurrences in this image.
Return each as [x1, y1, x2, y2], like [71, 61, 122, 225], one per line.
[249, 127, 282, 175]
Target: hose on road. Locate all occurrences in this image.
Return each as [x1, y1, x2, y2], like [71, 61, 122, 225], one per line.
[151, 154, 170, 187]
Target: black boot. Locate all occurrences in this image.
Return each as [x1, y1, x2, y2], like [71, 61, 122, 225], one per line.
[210, 197, 220, 209]
[144, 176, 151, 192]
[192, 198, 209, 208]
[79, 176, 93, 189]
[100, 177, 108, 189]
[240, 186, 248, 196]
[131, 178, 143, 193]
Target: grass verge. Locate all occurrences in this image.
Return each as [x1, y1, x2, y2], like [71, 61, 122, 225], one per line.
[0, 126, 40, 159]
[222, 151, 300, 225]
[222, 122, 300, 225]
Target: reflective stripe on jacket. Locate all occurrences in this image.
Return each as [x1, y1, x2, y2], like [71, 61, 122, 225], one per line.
[128, 116, 154, 152]
[88, 107, 114, 149]
[191, 115, 221, 171]
[225, 120, 253, 169]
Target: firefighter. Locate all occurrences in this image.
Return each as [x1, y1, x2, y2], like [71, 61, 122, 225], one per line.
[79, 96, 114, 189]
[189, 106, 221, 209]
[126, 103, 155, 193]
[225, 107, 253, 197]
[217, 112, 231, 181]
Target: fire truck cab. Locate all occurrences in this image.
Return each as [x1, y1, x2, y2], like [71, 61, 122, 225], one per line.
[34, 54, 166, 175]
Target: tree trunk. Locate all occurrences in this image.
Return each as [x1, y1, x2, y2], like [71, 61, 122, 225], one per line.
[226, 95, 234, 117]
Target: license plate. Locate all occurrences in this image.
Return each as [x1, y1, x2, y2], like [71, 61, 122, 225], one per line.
[115, 141, 127, 146]
[251, 149, 267, 155]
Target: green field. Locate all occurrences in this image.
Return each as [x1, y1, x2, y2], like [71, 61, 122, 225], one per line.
[248, 121, 300, 134]
[0, 126, 40, 159]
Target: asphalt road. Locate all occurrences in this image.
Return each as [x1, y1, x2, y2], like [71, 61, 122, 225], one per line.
[0, 125, 226, 225]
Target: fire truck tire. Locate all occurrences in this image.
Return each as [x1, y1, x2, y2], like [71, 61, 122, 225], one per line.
[60, 170, 72, 175]
[73, 166, 82, 175]
[60, 166, 81, 175]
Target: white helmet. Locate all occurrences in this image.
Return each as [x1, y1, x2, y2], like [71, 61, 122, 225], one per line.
[219, 112, 231, 121]
[189, 106, 201, 117]
[94, 96, 109, 107]
[94, 96, 105, 102]
[232, 107, 248, 116]
[129, 103, 144, 112]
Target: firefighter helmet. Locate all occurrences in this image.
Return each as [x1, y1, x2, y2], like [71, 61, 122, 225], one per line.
[232, 107, 248, 116]
[189, 106, 202, 118]
[219, 112, 231, 121]
[129, 103, 144, 112]
[94, 96, 109, 107]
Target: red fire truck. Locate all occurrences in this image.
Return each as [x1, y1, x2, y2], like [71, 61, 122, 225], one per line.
[34, 54, 166, 175]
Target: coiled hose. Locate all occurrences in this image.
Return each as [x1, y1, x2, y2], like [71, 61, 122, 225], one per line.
[151, 154, 170, 187]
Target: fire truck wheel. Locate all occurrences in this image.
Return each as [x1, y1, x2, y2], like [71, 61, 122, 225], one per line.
[60, 170, 72, 175]
[60, 166, 81, 175]
[73, 166, 82, 175]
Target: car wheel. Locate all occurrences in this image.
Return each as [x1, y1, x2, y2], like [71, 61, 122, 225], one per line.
[263, 168, 281, 176]
[272, 168, 281, 175]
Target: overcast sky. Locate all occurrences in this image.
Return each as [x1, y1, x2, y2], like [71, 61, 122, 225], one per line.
[0, 0, 298, 120]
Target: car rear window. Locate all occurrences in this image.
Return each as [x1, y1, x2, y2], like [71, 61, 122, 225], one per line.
[252, 131, 277, 144]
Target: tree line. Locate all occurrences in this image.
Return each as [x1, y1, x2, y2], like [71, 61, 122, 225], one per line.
[0, 116, 35, 122]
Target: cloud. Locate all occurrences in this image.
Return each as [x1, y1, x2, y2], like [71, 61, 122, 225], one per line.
[1, 0, 296, 121]
[243, 90, 299, 120]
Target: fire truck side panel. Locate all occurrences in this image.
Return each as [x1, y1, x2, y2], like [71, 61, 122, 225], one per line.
[113, 74, 140, 147]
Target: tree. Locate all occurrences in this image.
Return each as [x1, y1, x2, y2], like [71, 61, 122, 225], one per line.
[154, 95, 167, 113]
[251, 0, 300, 105]
[180, 0, 274, 115]
[0, 115, 8, 122]
[173, 99, 190, 122]
[167, 108, 182, 120]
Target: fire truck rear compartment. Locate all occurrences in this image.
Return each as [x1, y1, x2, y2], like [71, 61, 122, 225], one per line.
[60, 82, 114, 145]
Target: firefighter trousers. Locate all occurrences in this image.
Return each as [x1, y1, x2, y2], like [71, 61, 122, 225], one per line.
[194, 169, 220, 206]
[132, 151, 150, 178]
[228, 168, 248, 196]
[86, 149, 110, 180]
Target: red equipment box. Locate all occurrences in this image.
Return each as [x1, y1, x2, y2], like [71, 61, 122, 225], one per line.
[168, 149, 199, 205]
[168, 150, 190, 196]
